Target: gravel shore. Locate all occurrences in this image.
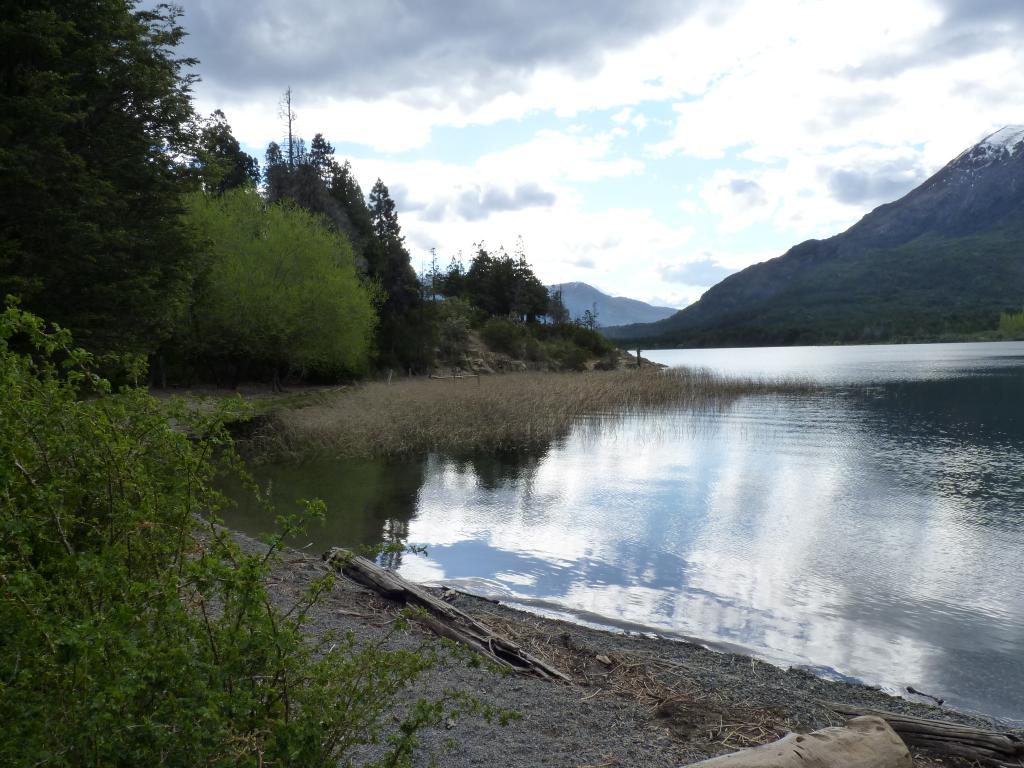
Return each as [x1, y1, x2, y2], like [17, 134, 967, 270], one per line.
[247, 533, 1018, 768]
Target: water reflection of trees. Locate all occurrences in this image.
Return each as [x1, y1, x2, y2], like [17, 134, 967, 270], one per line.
[445, 443, 554, 491]
[222, 457, 427, 564]
[225, 442, 563, 569]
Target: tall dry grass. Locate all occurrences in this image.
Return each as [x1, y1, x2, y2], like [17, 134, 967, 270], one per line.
[249, 368, 812, 460]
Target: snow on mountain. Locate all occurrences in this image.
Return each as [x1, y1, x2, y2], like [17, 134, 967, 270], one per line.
[981, 126, 1024, 152]
[953, 125, 1024, 171]
[608, 123, 1024, 346]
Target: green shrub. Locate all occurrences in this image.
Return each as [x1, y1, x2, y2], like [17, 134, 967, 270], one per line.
[998, 308, 1024, 338]
[543, 339, 589, 371]
[478, 318, 616, 370]
[479, 318, 527, 357]
[0, 305, 468, 767]
[434, 298, 477, 365]
[182, 190, 379, 383]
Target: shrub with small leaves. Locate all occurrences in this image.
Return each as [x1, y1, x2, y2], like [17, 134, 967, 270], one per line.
[0, 303, 468, 767]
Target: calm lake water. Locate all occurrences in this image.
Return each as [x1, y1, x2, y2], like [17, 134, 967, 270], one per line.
[222, 341, 1024, 722]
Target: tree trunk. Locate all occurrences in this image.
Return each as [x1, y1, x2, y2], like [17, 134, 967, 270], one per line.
[823, 703, 1024, 767]
[323, 548, 570, 682]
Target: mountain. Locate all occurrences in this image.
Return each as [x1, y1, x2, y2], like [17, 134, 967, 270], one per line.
[608, 126, 1024, 347]
[549, 281, 677, 327]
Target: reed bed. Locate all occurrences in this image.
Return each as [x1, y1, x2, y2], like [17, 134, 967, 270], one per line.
[250, 367, 813, 460]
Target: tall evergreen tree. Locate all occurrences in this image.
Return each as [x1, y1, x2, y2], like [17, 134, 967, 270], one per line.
[368, 179, 403, 246]
[195, 110, 259, 194]
[308, 133, 336, 184]
[366, 179, 425, 368]
[0, 1, 198, 352]
[463, 246, 549, 322]
[328, 161, 375, 250]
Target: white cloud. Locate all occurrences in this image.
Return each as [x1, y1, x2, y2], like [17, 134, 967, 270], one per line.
[477, 129, 643, 182]
[184, 0, 1024, 304]
[347, 128, 688, 297]
[700, 170, 778, 233]
[611, 107, 633, 124]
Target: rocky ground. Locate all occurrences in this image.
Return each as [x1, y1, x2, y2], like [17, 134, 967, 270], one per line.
[244, 533, 1018, 768]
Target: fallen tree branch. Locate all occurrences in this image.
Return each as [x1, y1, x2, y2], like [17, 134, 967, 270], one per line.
[822, 702, 1024, 767]
[323, 547, 571, 682]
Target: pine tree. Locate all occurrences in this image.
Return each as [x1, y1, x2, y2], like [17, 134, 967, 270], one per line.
[263, 141, 288, 201]
[195, 110, 259, 194]
[366, 179, 425, 368]
[369, 179, 403, 246]
[0, 1, 198, 353]
[308, 133, 337, 184]
[328, 161, 375, 259]
[548, 288, 570, 325]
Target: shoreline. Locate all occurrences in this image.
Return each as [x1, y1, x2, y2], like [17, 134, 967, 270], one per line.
[241, 530, 1020, 767]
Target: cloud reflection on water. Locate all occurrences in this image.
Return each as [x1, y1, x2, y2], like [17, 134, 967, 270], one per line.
[403, 372, 1024, 720]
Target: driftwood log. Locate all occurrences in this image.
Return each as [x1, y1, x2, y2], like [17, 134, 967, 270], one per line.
[323, 547, 570, 682]
[824, 703, 1024, 767]
[685, 715, 912, 767]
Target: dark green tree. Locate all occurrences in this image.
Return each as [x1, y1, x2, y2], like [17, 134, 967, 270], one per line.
[309, 132, 337, 184]
[578, 305, 600, 330]
[513, 255, 550, 321]
[0, 1, 198, 353]
[264, 140, 284, 170]
[329, 160, 376, 253]
[264, 133, 351, 232]
[440, 254, 467, 298]
[194, 109, 259, 194]
[547, 287, 570, 325]
[463, 246, 549, 322]
[369, 178, 403, 245]
[367, 179, 425, 369]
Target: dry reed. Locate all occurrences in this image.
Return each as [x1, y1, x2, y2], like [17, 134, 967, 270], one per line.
[248, 367, 812, 461]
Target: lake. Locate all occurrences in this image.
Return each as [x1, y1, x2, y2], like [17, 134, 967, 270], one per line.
[221, 341, 1024, 722]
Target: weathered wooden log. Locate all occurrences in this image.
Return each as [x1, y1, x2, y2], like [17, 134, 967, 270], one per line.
[684, 716, 912, 768]
[824, 703, 1024, 767]
[323, 547, 571, 682]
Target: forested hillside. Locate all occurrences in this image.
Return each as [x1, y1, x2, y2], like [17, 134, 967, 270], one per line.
[0, 3, 611, 387]
[609, 128, 1024, 347]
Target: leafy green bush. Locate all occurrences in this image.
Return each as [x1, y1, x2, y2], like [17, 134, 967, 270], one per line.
[182, 190, 379, 384]
[0, 305, 468, 767]
[556, 323, 617, 357]
[479, 318, 527, 357]
[543, 339, 590, 371]
[478, 317, 618, 370]
[433, 298, 478, 365]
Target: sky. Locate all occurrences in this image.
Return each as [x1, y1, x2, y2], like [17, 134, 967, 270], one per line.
[172, 0, 1024, 309]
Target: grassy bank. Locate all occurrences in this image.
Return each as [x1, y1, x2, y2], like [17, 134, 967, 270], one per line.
[246, 367, 812, 460]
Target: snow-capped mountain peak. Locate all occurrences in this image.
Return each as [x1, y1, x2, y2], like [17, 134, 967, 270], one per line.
[953, 125, 1024, 170]
[980, 125, 1024, 152]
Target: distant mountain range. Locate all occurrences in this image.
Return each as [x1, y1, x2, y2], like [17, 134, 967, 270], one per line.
[608, 126, 1024, 347]
[548, 281, 677, 327]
